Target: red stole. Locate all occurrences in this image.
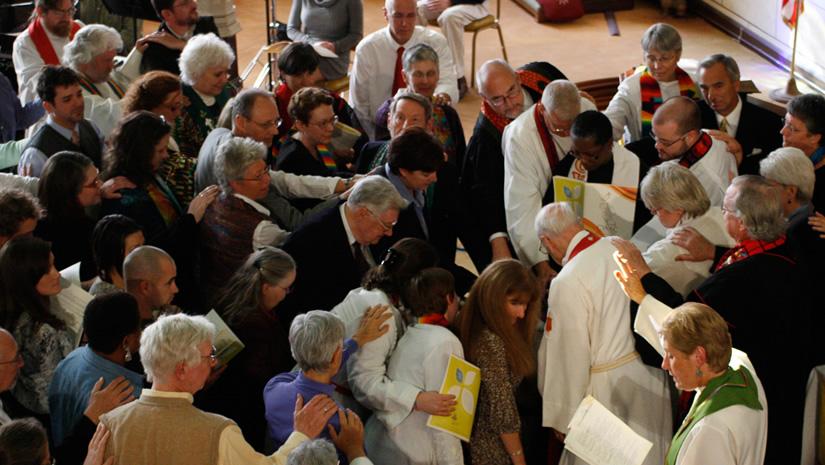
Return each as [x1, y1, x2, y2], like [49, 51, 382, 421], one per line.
[678, 132, 713, 169]
[534, 104, 561, 172]
[567, 232, 599, 263]
[417, 313, 450, 327]
[714, 236, 786, 272]
[27, 17, 81, 65]
[275, 82, 293, 134]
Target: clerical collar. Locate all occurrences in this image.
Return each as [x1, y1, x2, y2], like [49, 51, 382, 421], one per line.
[165, 22, 194, 41]
[193, 88, 216, 107]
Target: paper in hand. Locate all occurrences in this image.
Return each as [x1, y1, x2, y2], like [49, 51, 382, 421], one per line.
[312, 43, 338, 58]
[564, 396, 653, 465]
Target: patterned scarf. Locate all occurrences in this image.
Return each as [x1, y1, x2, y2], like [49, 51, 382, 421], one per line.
[479, 67, 554, 134]
[431, 105, 456, 160]
[368, 143, 390, 172]
[678, 132, 713, 168]
[146, 177, 182, 227]
[27, 17, 80, 65]
[417, 313, 450, 327]
[639, 66, 700, 138]
[714, 235, 787, 272]
[77, 74, 125, 99]
[316, 144, 336, 172]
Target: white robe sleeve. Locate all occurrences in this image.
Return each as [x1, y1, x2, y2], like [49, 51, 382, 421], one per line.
[422, 337, 464, 465]
[675, 420, 738, 465]
[503, 122, 547, 267]
[604, 74, 641, 143]
[268, 170, 338, 199]
[12, 34, 46, 105]
[349, 325, 421, 430]
[540, 275, 594, 433]
[82, 92, 123, 138]
[634, 295, 675, 357]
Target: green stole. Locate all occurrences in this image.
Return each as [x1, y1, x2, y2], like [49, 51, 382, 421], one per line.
[666, 366, 763, 465]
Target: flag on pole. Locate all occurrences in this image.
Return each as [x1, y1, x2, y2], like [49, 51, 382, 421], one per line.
[782, 0, 804, 28]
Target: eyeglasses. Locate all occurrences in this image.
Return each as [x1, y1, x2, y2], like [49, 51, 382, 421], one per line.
[82, 177, 102, 190]
[0, 353, 22, 365]
[239, 168, 270, 182]
[487, 84, 521, 108]
[645, 53, 677, 65]
[366, 208, 396, 232]
[249, 118, 282, 130]
[782, 119, 805, 135]
[651, 132, 687, 148]
[202, 346, 218, 364]
[309, 115, 338, 129]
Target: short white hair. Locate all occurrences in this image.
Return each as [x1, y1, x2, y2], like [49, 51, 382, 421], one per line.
[63, 24, 122, 69]
[215, 137, 267, 193]
[541, 80, 581, 122]
[139, 314, 216, 383]
[347, 175, 408, 214]
[759, 147, 815, 204]
[179, 33, 235, 86]
[534, 202, 581, 238]
[289, 311, 344, 372]
[287, 440, 337, 465]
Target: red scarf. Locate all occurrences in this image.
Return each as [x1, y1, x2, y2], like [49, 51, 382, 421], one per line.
[534, 104, 561, 172]
[275, 82, 293, 137]
[417, 313, 450, 327]
[27, 17, 81, 65]
[479, 68, 555, 134]
[639, 66, 699, 138]
[678, 132, 713, 169]
[714, 236, 786, 272]
[567, 232, 599, 263]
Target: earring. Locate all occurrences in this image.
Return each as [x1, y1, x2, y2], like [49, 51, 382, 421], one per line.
[123, 343, 132, 363]
[695, 367, 703, 378]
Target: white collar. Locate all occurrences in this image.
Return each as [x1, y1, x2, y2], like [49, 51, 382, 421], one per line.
[561, 229, 591, 266]
[716, 95, 743, 134]
[142, 388, 193, 402]
[233, 193, 270, 216]
[193, 88, 216, 107]
[339, 203, 357, 246]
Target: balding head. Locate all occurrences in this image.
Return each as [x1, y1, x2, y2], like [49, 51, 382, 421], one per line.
[124, 246, 174, 284]
[477, 60, 524, 120]
[0, 329, 22, 392]
[384, 0, 417, 44]
[124, 246, 179, 313]
[652, 96, 701, 135]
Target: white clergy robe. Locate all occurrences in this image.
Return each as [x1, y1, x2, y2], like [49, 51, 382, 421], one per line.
[502, 99, 596, 267]
[538, 231, 671, 465]
[635, 296, 768, 465]
[364, 324, 464, 465]
[666, 133, 737, 207]
[78, 47, 143, 137]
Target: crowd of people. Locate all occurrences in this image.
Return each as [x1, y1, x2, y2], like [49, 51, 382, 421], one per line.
[0, 0, 823, 464]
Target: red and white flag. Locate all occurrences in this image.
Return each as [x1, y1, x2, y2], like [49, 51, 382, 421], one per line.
[782, 0, 804, 28]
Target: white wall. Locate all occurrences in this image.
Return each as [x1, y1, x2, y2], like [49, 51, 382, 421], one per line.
[702, 0, 825, 86]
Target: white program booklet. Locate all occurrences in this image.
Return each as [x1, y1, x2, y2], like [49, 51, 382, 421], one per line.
[565, 395, 653, 465]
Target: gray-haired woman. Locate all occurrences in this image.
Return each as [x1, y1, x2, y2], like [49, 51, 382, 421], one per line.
[176, 33, 235, 157]
[640, 163, 735, 296]
[612, 255, 767, 465]
[264, 310, 385, 462]
[604, 23, 700, 143]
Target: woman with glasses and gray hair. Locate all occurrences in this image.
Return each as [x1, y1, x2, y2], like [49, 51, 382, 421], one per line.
[605, 23, 700, 144]
[176, 33, 235, 157]
[264, 310, 385, 463]
[639, 163, 735, 297]
[372, 44, 465, 166]
[330, 238, 457, 434]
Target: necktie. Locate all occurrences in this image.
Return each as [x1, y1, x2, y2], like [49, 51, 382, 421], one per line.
[352, 242, 371, 275]
[391, 46, 405, 95]
[719, 117, 729, 135]
[71, 127, 80, 146]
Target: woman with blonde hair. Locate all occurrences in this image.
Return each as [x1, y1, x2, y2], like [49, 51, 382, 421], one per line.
[458, 259, 540, 465]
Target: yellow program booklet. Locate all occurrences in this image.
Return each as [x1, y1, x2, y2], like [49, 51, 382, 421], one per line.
[426, 354, 481, 442]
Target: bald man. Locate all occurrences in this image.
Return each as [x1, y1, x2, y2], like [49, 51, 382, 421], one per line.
[0, 329, 24, 424]
[459, 59, 567, 271]
[350, 0, 457, 139]
[648, 96, 737, 206]
[123, 245, 179, 322]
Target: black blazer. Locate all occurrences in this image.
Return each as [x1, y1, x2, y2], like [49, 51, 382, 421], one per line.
[698, 96, 783, 175]
[140, 17, 219, 75]
[279, 202, 362, 324]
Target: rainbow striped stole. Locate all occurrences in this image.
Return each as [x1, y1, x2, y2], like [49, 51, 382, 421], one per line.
[317, 144, 337, 172]
[639, 66, 699, 137]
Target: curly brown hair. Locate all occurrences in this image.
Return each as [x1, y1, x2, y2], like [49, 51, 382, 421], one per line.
[288, 87, 334, 124]
[121, 71, 181, 115]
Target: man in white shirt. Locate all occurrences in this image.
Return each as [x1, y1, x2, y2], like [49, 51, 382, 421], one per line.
[534, 203, 671, 465]
[62, 24, 144, 137]
[651, 96, 737, 206]
[12, 0, 82, 104]
[502, 79, 595, 291]
[350, 0, 458, 139]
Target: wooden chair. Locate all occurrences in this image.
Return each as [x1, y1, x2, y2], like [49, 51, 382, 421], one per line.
[240, 40, 352, 94]
[429, 0, 507, 88]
